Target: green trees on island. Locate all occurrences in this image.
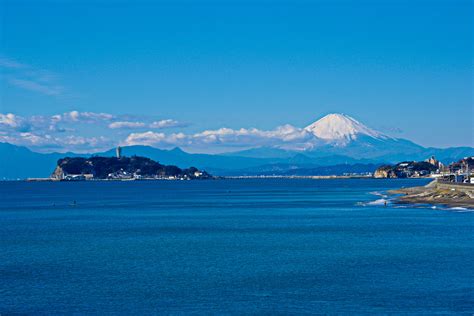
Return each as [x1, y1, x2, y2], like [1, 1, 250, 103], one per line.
[55, 156, 211, 179]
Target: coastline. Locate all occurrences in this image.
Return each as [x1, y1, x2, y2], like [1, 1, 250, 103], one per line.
[389, 180, 474, 209]
[23, 175, 374, 182]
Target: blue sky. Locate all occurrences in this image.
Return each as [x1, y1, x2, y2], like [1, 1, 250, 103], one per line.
[0, 0, 472, 152]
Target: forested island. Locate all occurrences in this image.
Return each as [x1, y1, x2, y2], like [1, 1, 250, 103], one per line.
[51, 156, 213, 181]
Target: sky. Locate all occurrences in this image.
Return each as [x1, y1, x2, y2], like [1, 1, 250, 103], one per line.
[0, 0, 472, 153]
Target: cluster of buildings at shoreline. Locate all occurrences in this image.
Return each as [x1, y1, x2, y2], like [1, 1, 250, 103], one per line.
[435, 156, 474, 184]
[425, 156, 473, 184]
[60, 170, 206, 181]
[374, 156, 474, 184]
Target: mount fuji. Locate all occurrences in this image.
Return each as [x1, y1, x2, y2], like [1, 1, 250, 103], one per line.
[304, 113, 387, 145]
[228, 113, 473, 164]
[302, 113, 424, 159]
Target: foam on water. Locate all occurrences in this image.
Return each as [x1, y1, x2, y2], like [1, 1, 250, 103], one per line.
[449, 206, 474, 212]
[359, 191, 391, 207]
[369, 191, 388, 198]
[366, 198, 388, 206]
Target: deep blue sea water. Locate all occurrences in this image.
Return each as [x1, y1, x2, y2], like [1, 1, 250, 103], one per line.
[1, 178, 473, 314]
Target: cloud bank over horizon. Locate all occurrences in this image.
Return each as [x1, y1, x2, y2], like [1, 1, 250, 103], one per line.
[0, 110, 328, 153]
[0, 111, 191, 152]
[122, 124, 317, 152]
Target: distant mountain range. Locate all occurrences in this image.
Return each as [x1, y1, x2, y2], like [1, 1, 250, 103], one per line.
[1, 113, 473, 179]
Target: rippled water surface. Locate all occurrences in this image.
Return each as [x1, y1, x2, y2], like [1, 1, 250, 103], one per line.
[1, 179, 473, 314]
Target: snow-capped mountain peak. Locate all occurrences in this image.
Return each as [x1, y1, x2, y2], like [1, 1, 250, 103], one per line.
[305, 113, 385, 142]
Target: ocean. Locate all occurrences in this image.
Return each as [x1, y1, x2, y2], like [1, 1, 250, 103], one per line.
[1, 179, 473, 314]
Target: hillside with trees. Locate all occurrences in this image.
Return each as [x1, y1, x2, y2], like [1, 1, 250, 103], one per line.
[51, 156, 213, 180]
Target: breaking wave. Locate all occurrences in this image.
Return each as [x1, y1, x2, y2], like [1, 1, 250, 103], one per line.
[366, 198, 388, 206]
[449, 207, 474, 212]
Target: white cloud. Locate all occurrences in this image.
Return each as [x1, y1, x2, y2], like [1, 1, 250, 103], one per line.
[106, 118, 185, 130]
[123, 131, 192, 147]
[0, 113, 21, 128]
[123, 125, 318, 150]
[1, 110, 322, 152]
[0, 111, 117, 134]
[1, 110, 185, 135]
[108, 121, 146, 129]
[18, 132, 50, 145]
[0, 113, 31, 132]
[149, 119, 184, 129]
[191, 124, 313, 146]
[0, 132, 112, 153]
[124, 131, 169, 145]
[58, 111, 115, 123]
[0, 111, 119, 152]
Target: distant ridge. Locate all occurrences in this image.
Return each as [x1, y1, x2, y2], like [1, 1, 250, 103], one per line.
[1, 140, 473, 180]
